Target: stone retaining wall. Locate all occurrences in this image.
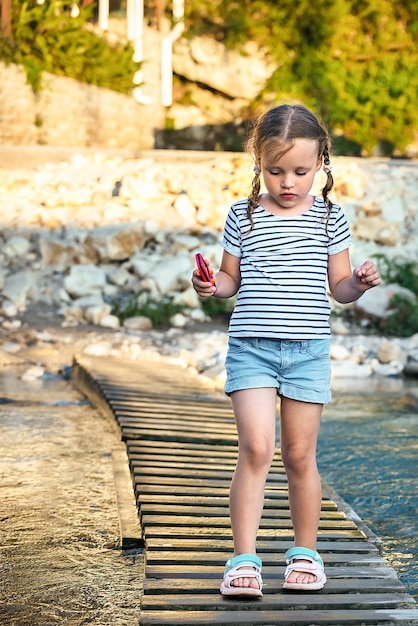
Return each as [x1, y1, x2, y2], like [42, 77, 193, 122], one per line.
[0, 62, 160, 149]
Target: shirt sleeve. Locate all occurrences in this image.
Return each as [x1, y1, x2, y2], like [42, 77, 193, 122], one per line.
[328, 204, 352, 255]
[221, 206, 242, 258]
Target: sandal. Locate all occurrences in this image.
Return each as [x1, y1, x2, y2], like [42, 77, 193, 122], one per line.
[220, 553, 263, 597]
[283, 547, 327, 591]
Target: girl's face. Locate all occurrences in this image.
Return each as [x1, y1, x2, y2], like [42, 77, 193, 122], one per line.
[260, 138, 322, 214]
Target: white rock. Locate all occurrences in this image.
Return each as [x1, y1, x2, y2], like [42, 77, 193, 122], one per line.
[123, 316, 153, 330]
[356, 283, 416, 318]
[1, 319, 22, 331]
[330, 344, 350, 360]
[148, 254, 192, 296]
[85, 224, 146, 262]
[331, 361, 373, 378]
[172, 192, 197, 225]
[377, 339, 407, 364]
[84, 304, 112, 325]
[1, 341, 22, 353]
[99, 314, 120, 329]
[83, 342, 114, 356]
[169, 312, 189, 328]
[2, 270, 38, 310]
[0, 299, 17, 318]
[3, 236, 31, 257]
[21, 365, 45, 381]
[64, 264, 107, 298]
[371, 360, 405, 376]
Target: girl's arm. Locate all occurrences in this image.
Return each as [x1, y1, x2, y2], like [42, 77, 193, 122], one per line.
[192, 250, 241, 299]
[328, 249, 381, 304]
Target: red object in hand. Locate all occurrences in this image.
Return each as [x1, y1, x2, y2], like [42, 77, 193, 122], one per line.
[195, 253, 216, 286]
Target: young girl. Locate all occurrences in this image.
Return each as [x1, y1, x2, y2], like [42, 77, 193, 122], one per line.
[191, 104, 381, 596]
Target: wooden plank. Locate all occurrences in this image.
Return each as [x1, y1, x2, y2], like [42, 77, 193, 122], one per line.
[144, 538, 380, 554]
[144, 565, 397, 579]
[141, 592, 416, 610]
[143, 526, 366, 540]
[121, 427, 237, 444]
[144, 550, 386, 567]
[140, 514, 358, 530]
[139, 609, 418, 625]
[138, 504, 346, 520]
[132, 467, 287, 483]
[127, 440, 239, 454]
[136, 493, 339, 511]
[142, 577, 405, 595]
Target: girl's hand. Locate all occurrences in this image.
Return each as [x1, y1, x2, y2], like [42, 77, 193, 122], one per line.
[353, 260, 381, 289]
[191, 258, 217, 298]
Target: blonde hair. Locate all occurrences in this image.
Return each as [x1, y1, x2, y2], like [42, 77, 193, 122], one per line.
[246, 104, 333, 230]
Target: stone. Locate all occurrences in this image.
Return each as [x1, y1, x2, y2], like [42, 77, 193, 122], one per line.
[356, 283, 416, 318]
[3, 235, 31, 258]
[331, 361, 373, 378]
[2, 270, 38, 310]
[64, 265, 107, 298]
[99, 314, 120, 329]
[377, 339, 407, 364]
[123, 316, 153, 331]
[85, 224, 147, 262]
[330, 344, 350, 360]
[173, 36, 276, 100]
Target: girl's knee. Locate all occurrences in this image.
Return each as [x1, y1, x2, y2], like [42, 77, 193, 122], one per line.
[239, 438, 275, 469]
[281, 445, 315, 475]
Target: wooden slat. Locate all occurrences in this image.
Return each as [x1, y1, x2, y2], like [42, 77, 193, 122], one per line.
[71, 354, 418, 625]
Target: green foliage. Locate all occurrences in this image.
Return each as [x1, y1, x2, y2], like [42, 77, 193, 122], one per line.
[379, 294, 418, 338]
[371, 254, 418, 337]
[0, 0, 140, 93]
[111, 294, 183, 327]
[374, 254, 418, 294]
[185, 0, 418, 156]
[201, 294, 235, 318]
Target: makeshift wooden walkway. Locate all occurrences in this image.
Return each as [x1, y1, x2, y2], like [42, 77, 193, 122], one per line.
[72, 354, 418, 626]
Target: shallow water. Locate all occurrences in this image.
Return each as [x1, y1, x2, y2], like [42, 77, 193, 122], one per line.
[318, 388, 418, 602]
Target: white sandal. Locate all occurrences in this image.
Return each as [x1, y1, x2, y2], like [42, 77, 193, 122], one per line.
[220, 553, 263, 597]
[283, 547, 327, 591]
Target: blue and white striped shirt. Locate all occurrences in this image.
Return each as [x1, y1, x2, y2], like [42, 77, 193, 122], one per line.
[221, 197, 351, 339]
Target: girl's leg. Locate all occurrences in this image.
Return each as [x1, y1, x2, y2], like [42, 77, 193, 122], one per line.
[279, 397, 323, 585]
[229, 387, 277, 588]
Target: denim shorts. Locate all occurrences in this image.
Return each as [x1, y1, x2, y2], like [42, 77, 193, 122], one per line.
[224, 337, 331, 404]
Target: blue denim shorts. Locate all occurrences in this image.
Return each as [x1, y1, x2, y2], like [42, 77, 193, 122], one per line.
[224, 337, 331, 404]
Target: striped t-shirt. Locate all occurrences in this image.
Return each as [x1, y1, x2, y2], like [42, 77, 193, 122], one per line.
[221, 197, 352, 339]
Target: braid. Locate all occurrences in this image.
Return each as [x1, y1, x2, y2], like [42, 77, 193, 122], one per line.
[321, 145, 334, 231]
[247, 166, 261, 230]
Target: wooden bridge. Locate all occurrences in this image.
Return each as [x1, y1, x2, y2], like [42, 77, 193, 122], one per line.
[72, 353, 418, 625]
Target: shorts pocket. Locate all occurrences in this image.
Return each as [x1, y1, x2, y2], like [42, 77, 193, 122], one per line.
[305, 339, 330, 359]
[227, 337, 252, 354]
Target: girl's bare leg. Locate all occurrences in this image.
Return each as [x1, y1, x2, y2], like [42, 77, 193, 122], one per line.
[279, 397, 323, 585]
[228, 387, 277, 588]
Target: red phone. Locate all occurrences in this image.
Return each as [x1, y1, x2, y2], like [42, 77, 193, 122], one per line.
[195, 253, 216, 286]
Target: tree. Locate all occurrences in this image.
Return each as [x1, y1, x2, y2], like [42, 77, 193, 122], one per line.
[185, 0, 418, 155]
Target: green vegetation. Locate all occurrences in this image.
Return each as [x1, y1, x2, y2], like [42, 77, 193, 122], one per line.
[0, 0, 140, 93]
[111, 293, 183, 327]
[185, 0, 418, 156]
[201, 294, 235, 319]
[111, 290, 235, 328]
[372, 255, 418, 337]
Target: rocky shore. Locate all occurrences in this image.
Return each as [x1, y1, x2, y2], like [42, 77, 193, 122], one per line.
[0, 148, 417, 393]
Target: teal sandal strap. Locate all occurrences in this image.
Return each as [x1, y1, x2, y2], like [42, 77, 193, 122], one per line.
[224, 553, 262, 573]
[285, 547, 323, 567]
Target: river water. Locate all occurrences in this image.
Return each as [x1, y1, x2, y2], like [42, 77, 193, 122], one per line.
[317, 383, 418, 602]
